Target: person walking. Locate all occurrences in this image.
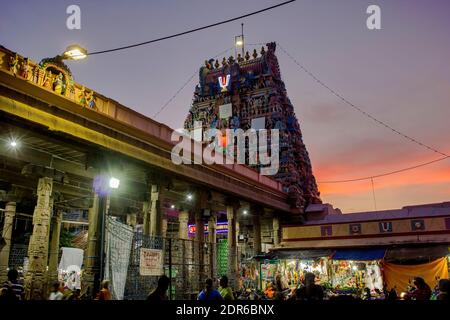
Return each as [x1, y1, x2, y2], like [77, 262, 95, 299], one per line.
[198, 278, 223, 301]
[1, 268, 24, 300]
[147, 275, 170, 301]
[218, 276, 234, 300]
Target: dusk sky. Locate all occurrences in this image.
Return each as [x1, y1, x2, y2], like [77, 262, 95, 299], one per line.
[1, 0, 449, 213]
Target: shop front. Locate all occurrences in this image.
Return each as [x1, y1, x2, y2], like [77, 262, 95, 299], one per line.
[329, 248, 385, 297]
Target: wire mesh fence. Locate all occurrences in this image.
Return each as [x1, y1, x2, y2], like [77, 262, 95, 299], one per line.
[123, 232, 239, 300]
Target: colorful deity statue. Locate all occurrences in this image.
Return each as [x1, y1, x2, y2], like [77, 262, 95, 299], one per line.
[78, 86, 86, 105]
[53, 72, 64, 94]
[86, 91, 96, 109]
[20, 58, 31, 80]
[42, 70, 53, 90]
[9, 53, 19, 75]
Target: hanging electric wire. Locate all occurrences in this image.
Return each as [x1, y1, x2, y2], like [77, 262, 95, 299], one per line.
[153, 46, 234, 118]
[87, 0, 296, 56]
[277, 44, 450, 183]
[278, 44, 449, 158]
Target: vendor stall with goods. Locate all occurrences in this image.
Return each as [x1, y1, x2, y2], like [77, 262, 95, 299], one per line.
[328, 248, 385, 298]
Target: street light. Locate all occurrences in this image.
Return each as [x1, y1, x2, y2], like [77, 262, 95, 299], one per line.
[235, 36, 243, 47]
[170, 204, 175, 209]
[109, 177, 120, 189]
[243, 209, 248, 215]
[187, 194, 193, 201]
[235, 23, 245, 57]
[62, 44, 87, 60]
[9, 140, 18, 148]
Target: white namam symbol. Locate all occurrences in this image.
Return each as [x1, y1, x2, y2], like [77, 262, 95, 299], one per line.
[218, 74, 230, 92]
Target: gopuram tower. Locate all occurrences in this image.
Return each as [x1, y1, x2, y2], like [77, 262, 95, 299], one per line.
[184, 42, 321, 212]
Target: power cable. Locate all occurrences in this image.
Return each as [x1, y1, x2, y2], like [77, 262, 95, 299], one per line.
[88, 0, 296, 56]
[317, 155, 449, 183]
[277, 44, 450, 183]
[278, 44, 449, 158]
[153, 47, 233, 118]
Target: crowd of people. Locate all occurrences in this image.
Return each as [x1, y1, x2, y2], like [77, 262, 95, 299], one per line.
[1, 268, 450, 301]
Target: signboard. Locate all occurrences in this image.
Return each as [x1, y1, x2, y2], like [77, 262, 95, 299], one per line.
[188, 222, 228, 235]
[219, 103, 232, 119]
[140, 248, 164, 276]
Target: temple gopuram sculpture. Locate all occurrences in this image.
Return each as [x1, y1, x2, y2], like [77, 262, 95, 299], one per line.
[184, 42, 321, 211]
[4, 48, 95, 109]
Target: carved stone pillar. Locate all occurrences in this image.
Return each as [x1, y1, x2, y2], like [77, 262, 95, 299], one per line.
[178, 210, 189, 297]
[226, 203, 238, 290]
[24, 177, 53, 300]
[142, 201, 151, 236]
[252, 215, 262, 256]
[81, 194, 100, 299]
[273, 216, 280, 246]
[194, 210, 204, 290]
[178, 211, 189, 240]
[163, 218, 168, 237]
[0, 202, 16, 282]
[208, 214, 217, 279]
[47, 209, 62, 287]
[149, 184, 162, 237]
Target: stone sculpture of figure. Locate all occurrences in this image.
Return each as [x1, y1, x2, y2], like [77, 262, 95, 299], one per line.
[33, 65, 40, 84]
[221, 57, 227, 66]
[237, 53, 244, 62]
[42, 70, 53, 90]
[79, 86, 87, 105]
[86, 91, 96, 109]
[260, 46, 266, 55]
[20, 58, 30, 80]
[245, 51, 250, 61]
[53, 72, 64, 94]
[252, 49, 258, 59]
[9, 53, 19, 75]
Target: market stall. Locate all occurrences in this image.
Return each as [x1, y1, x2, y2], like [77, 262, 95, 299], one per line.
[329, 248, 385, 297]
[253, 250, 333, 294]
[382, 245, 450, 294]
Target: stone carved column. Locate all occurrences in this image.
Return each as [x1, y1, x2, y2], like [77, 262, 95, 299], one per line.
[149, 184, 162, 237]
[142, 201, 151, 236]
[194, 210, 204, 291]
[81, 194, 100, 299]
[273, 216, 280, 246]
[226, 204, 238, 290]
[47, 209, 62, 287]
[24, 177, 53, 300]
[208, 214, 217, 279]
[178, 211, 189, 297]
[252, 215, 262, 256]
[178, 211, 189, 240]
[0, 202, 16, 283]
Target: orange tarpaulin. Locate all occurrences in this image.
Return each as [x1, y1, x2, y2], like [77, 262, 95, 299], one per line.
[382, 257, 449, 292]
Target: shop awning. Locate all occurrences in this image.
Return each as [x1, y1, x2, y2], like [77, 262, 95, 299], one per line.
[384, 245, 450, 262]
[253, 249, 333, 260]
[332, 248, 386, 261]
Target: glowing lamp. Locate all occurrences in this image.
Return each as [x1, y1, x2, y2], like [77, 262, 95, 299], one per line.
[63, 45, 87, 60]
